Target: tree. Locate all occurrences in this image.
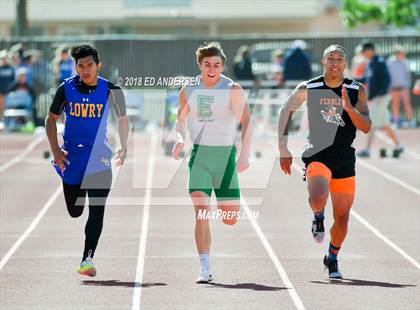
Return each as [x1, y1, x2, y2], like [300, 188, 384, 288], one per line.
[342, 0, 420, 28]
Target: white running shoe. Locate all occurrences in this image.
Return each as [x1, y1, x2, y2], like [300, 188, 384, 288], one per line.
[196, 268, 213, 284]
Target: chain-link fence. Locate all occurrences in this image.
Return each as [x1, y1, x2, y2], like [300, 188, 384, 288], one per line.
[1, 33, 419, 126]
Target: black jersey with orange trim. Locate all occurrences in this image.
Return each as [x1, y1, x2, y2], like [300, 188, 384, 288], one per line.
[303, 75, 360, 157]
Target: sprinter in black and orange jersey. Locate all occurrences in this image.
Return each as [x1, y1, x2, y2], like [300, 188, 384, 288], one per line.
[278, 45, 372, 278]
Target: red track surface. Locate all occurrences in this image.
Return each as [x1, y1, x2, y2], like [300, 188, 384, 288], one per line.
[0, 130, 419, 310]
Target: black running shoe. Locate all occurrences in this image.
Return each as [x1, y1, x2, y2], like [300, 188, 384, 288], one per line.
[312, 217, 325, 243]
[392, 146, 404, 158]
[323, 255, 343, 278]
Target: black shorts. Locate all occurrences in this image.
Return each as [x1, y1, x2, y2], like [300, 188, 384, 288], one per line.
[302, 147, 356, 179]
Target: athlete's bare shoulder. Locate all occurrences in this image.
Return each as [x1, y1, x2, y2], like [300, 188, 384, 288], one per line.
[297, 80, 308, 90]
[231, 82, 243, 91]
[282, 81, 308, 112]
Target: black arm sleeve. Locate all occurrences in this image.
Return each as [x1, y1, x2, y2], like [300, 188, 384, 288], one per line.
[108, 82, 126, 117]
[49, 83, 66, 115]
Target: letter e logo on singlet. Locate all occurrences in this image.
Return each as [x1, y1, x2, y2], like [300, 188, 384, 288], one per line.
[197, 95, 213, 120]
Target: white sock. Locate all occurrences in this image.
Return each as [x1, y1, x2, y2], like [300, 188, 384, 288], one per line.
[199, 253, 210, 271]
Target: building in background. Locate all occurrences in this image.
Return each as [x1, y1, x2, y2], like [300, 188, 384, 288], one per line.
[0, 0, 384, 37]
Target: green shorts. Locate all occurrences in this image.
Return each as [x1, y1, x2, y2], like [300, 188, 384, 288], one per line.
[188, 144, 240, 201]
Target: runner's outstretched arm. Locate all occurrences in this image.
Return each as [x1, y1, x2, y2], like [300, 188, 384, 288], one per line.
[278, 82, 307, 175]
[231, 83, 251, 173]
[115, 115, 129, 166]
[172, 86, 189, 160]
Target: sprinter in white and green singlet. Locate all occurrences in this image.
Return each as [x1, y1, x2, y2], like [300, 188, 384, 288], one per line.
[172, 42, 252, 284]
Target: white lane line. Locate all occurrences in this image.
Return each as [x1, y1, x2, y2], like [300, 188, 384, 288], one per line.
[350, 209, 420, 270]
[0, 186, 62, 271]
[375, 130, 420, 160]
[0, 135, 44, 173]
[132, 134, 157, 310]
[290, 164, 420, 270]
[241, 197, 306, 310]
[357, 158, 420, 196]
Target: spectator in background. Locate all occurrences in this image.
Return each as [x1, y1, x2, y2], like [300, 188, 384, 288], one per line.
[357, 42, 404, 158]
[350, 44, 368, 82]
[27, 49, 50, 126]
[8, 50, 21, 71]
[413, 79, 420, 96]
[19, 52, 34, 86]
[9, 43, 25, 65]
[283, 40, 312, 86]
[273, 49, 285, 72]
[53, 47, 75, 85]
[7, 68, 36, 115]
[29, 49, 51, 90]
[0, 50, 16, 130]
[233, 45, 258, 84]
[387, 46, 414, 128]
[271, 49, 285, 88]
